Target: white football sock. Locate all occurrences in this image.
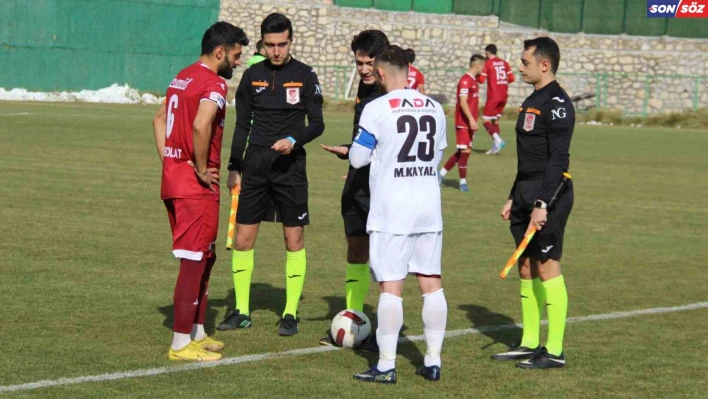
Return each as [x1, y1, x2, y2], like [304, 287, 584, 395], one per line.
[492, 133, 502, 145]
[191, 324, 206, 341]
[171, 332, 191, 351]
[460, 178, 467, 185]
[422, 289, 447, 367]
[439, 168, 448, 177]
[376, 292, 403, 371]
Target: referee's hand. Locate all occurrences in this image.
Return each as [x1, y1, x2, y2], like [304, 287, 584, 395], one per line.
[500, 199, 512, 221]
[227, 171, 241, 191]
[272, 138, 294, 154]
[529, 208, 548, 231]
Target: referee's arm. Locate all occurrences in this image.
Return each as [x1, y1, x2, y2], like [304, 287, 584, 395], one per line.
[228, 70, 253, 173]
[290, 72, 325, 146]
[538, 105, 574, 203]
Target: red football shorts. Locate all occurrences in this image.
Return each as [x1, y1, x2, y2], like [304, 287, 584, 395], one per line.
[163, 198, 219, 261]
[455, 127, 476, 149]
[483, 97, 507, 119]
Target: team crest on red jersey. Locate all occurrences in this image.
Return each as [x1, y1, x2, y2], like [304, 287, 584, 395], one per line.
[286, 88, 300, 104]
[523, 113, 536, 132]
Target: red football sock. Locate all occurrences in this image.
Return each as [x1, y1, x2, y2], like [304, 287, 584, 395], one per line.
[483, 121, 494, 136]
[493, 123, 501, 135]
[458, 151, 470, 179]
[173, 258, 207, 334]
[194, 254, 216, 325]
[444, 150, 461, 171]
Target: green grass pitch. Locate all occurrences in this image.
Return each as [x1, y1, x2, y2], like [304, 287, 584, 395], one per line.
[0, 101, 706, 398]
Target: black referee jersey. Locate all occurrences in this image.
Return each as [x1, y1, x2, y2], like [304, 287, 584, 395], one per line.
[228, 57, 324, 172]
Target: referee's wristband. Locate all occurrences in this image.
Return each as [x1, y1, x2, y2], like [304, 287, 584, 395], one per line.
[286, 136, 296, 145]
[227, 157, 242, 172]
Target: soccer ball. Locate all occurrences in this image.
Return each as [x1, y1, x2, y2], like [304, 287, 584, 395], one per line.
[330, 309, 371, 348]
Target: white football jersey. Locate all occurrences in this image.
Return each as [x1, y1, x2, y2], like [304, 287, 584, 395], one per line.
[355, 88, 447, 234]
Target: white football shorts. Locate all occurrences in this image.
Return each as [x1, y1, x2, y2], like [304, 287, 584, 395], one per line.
[369, 231, 443, 282]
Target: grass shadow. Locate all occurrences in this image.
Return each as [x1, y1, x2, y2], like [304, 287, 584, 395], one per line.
[442, 179, 460, 189]
[458, 304, 522, 350]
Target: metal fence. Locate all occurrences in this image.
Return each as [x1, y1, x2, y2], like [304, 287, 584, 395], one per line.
[334, 0, 708, 38]
[315, 65, 708, 116]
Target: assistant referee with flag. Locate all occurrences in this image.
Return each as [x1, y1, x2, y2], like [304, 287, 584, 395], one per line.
[495, 37, 575, 369]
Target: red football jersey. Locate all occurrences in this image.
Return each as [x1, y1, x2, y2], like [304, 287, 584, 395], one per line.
[407, 65, 425, 91]
[161, 62, 227, 200]
[455, 73, 479, 128]
[480, 57, 514, 99]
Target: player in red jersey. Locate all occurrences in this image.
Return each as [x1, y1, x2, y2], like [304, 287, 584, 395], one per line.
[438, 54, 486, 192]
[405, 48, 425, 94]
[478, 44, 515, 155]
[152, 21, 249, 362]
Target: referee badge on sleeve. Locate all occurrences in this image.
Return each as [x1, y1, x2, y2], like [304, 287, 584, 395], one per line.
[286, 88, 300, 104]
[523, 113, 536, 132]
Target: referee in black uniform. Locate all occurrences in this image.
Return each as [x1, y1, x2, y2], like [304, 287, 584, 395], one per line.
[320, 30, 389, 349]
[219, 13, 324, 336]
[494, 37, 574, 369]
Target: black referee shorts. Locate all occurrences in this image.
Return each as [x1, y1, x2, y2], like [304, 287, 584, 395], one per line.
[510, 179, 574, 261]
[341, 165, 370, 237]
[237, 146, 309, 227]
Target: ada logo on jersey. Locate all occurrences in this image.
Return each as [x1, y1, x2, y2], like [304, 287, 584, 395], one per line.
[523, 113, 536, 132]
[388, 98, 436, 109]
[647, 0, 708, 18]
[286, 88, 300, 104]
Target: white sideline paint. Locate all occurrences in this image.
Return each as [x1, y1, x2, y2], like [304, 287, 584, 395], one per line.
[0, 112, 30, 116]
[1, 302, 706, 393]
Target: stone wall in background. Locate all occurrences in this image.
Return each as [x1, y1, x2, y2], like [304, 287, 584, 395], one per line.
[220, 0, 708, 115]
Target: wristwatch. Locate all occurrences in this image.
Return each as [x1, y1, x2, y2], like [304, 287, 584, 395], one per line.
[534, 200, 547, 209]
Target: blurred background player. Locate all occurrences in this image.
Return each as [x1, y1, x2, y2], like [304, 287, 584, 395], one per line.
[152, 22, 249, 361]
[439, 54, 485, 192]
[319, 30, 390, 349]
[479, 44, 515, 155]
[246, 39, 267, 67]
[405, 48, 425, 94]
[496, 37, 574, 369]
[219, 13, 324, 336]
[350, 45, 448, 384]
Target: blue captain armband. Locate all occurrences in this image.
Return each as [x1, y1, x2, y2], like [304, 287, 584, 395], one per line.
[353, 128, 377, 150]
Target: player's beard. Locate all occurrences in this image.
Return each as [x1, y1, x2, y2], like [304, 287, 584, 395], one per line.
[218, 59, 234, 79]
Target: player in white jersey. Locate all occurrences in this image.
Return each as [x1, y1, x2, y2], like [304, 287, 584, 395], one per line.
[349, 45, 448, 384]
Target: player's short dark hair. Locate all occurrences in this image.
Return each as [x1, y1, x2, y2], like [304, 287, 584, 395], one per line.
[405, 48, 416, 64]
[375, 45, 410, 72]
[201, 22, 249, 55]
[261, 13, 293, 39]
[485, 44, 497, 55]
[256, 39, 264, 52]
[524, 36, 560, 74]
[469, 53, 486, 66]
[350, 30, 390, 57]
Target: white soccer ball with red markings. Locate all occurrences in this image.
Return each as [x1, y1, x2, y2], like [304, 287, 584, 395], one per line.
[330, 310, 371, 348]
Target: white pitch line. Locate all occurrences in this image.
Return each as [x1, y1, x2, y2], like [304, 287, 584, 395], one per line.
[0, 112, 30, 116]
[1, 301, 706, 393]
